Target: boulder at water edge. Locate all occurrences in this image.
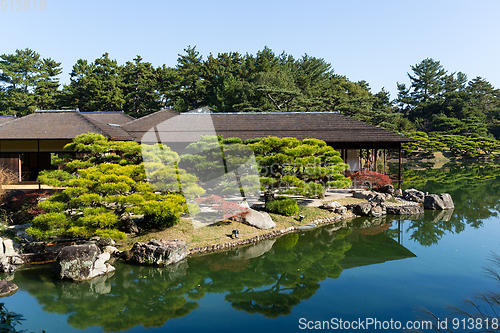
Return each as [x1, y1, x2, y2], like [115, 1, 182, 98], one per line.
[386, 205, 424, 215]
[241, 208, 276, 230]
[353, 190, 391, 203]
[424, 193, 455, 210]
[319, 201, 348, 214]
[128, 239, 188, 266]
[403, 189, 425, 203]
[54, 244, 115, 281]
[350, 202, 372, 216]
[0, 281, 18, 297]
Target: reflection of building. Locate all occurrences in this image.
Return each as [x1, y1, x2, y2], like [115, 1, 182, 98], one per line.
[342, 226, 416, 268]
[0, 108, 413, 182]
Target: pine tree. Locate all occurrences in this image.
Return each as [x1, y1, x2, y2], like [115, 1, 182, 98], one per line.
[0, 48, 62, 115]
[64, 53, 125, 111]
[122, 56, 162, 116]
[171, 46, 205, 112]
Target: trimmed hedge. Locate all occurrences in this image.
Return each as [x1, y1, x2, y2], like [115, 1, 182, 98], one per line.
[265, 196, 299, 216]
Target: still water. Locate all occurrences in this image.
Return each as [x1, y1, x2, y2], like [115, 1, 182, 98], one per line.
[3, 162, 500, 332]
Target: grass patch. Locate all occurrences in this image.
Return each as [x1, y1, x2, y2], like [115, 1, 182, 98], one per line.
[335, 197, 367, 205]
[115, 206, 347, 251]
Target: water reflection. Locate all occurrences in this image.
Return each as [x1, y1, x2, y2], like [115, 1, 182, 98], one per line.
[10, 161, 500, 332]
[12, 221, 416, 331]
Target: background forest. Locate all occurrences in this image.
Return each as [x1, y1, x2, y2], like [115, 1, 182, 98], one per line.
[1, 46, 499, 156]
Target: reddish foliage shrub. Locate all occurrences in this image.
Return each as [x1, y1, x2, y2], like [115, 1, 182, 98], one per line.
[5, 191, 49, 224]
[10, 192, 48, 215]
[355, 223, 391, 235]
[211, 201, 249, 220]
[351, 171, 392, 190]
[195, 195, 249, 220]
[194, 195, 224, 205]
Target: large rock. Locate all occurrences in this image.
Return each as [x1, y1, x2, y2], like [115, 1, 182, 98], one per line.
[440, 193, 455, 209]
[241, 208, 276, 230]
[120, 213, 142, 233]
[319, 201, 341, 211]
[128, 239, 188, 266]
[403, 189, 425, 203]
[319, 201, 347, 215]
[353, 190, 391, 203]
[0, 280, 18, 297]
[0, 258, 16, 274]
[349, 202, 387, 217]
[350, 202, 373, 216]
[424, 193, 454, 210]
[379, 184, 395, 194]
[369, 204, 385, 217]
[0, 238, 23, 271]
[54, 244, 115, 281]
[386, 205, 424, 215]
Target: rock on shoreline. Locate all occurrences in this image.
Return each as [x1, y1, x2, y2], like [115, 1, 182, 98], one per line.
[53, 244, 115, 281]
[127, 239, 188, 266]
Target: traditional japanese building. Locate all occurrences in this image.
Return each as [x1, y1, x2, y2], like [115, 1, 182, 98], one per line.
[0, 108, 413, 183]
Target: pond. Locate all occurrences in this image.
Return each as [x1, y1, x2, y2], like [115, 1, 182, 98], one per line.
[3, 162, 500, 332]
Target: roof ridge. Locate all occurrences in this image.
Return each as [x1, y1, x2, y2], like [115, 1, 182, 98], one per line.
[81, 113, 134, 140]
[121, 108, 178, 127]
[208, 111, 341, 115]
[77, 113, 111, 137]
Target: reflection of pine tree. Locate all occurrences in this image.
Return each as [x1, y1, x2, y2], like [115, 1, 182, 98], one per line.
[14, 263, 202, 332]
[399, 163, 500, 245]
[202, 227, 353, 318]
[13, 226, 353, 326]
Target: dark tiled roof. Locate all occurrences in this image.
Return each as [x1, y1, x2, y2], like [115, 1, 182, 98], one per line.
[121, 109, 178, 140]
[0, 110, 133, 140]
[138, 111, 413, 147]
[81, 115, 134, 141]
[211, 113, 413, 144]
[0, 109, 413, 147]
[0, 116, 16, 125]
[80, 111, 135, 125]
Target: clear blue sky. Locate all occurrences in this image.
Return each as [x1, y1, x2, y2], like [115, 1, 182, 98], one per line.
[1, 0, 499, 99]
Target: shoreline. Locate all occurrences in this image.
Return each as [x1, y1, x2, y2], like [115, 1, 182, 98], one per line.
[187, 211, 357, 256]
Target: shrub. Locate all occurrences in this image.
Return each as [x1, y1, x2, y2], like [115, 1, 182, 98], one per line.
[38, 200, 65, 212]
[304, 182, 324, 198]
[142, 210, 179, 230]
[27, 212, 69, 240]
[351, 171, 392, 190]
[265, 196, 299, 216]
[221, 137, 243, 144]
[139, 195, 186, 230]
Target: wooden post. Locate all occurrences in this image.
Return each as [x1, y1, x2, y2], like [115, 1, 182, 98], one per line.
[18, 154, 21, 182]
[398, 147, 402, 189]
[359, 149, 361, 171]
[383, 149, 387, 174]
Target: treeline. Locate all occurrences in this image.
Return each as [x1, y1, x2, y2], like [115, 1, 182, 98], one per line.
[0, 47, 499, 140]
